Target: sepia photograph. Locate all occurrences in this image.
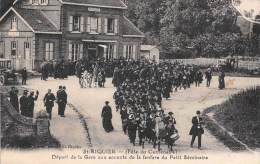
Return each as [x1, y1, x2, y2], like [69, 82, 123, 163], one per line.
[0, 0, 260, 164]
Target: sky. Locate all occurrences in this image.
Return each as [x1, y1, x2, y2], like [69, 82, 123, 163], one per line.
[233, 0, 260, 18]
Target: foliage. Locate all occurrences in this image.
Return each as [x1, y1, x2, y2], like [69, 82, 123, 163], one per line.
[214, 87, 260, 148]
[125, 0, 259, 58]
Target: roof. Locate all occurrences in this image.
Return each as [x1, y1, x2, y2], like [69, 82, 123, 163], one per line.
[122, 16, 145, 37]
[13, 0, 127, 9]
[60, 0, 127, 9]
[0, 7, 60, 34]
[140, 45, 158, 51]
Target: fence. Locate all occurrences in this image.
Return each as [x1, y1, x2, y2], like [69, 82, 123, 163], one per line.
[161, 58, 260, 70]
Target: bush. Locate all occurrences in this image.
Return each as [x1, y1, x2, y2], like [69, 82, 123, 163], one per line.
[1, 135, 60, 149]
[204, 87, 260, 149]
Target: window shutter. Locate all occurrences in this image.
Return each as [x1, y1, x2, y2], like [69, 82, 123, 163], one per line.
[133, 45, 136, 60]
[86, 17, 91, 33]
[98, 17, 102, 33]
[69, 16, 73, 31]
[114, 19, 118, 34]
[16, 41, 19, 58]
[104, 18, 108, 33]
[50, 43, 54, 60]
[80, 16, 84, 32]
[80, 44, 83, 59]
[123, 45, 126, 59]
[113, 44, 117, 59]
[69, 42, 72, 60]
[30, 0, 32, 4]
[46, 0, 49, 5]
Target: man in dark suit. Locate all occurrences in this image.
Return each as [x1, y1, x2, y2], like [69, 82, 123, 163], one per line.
[27, 90, 39, 118]
[21, 67, 28, 85]
[9, 87, 19, 112]
[44, 89, 56, 119]
[57, 86, 67, 117]
[20, 90, 29, 117]
[205, 68, 212, 87]
[189, 110, 204, 149]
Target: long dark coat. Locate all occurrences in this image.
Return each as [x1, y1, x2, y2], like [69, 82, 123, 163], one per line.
[9, 91, 19, 112]
[101, 105, 114, 132]
[20, 95, 29, 117]
[189, 116, 204, 136]
[21, 69, 27, 79]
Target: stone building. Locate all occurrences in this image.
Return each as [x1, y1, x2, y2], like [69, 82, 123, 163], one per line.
[140, 45, 160, 63]
[0, 0, 144, 71]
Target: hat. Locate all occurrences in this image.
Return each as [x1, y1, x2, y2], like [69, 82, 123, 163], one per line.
[105, 101, 109, 104]
[24, 90, 28, 93]
[168, 112, 173, 115]
[196, 110, 201, 114]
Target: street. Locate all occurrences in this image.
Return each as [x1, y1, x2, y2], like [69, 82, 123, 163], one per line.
[25, 76, 260, 152]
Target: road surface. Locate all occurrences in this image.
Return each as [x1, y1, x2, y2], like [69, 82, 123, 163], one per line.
[26, 76, 260, 152]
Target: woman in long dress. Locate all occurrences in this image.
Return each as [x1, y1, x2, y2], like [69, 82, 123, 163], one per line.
[101, 101, 114, 133]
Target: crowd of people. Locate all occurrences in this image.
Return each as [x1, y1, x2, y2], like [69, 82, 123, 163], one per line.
[8, 86, 68, 120]
[40, 60, 76, 80]
[8, 58, 227, 151]
[104, 60, 204, 150]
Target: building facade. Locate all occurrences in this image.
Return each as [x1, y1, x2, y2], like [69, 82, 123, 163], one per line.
[0, 0, 144, 71]
[140, 45, 160, 63]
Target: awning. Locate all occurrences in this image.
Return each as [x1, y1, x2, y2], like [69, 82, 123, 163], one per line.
[98, 45, 108, 49]
[82, 39, 117, 43]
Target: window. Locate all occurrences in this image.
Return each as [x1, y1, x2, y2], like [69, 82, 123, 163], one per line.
[45, 42, 54, 61]
[90, 17, 98, 33]
[126, 45, 133, 59]
[72, 16, 80, 32]
[0, 41, 4, 58]
[11, 17, 17, 31]
[24, 42, 30, 59]
[69, 43, 83, 61]
[107, 18, 114, 33]
[11, 41, 17, 57]
[40, 0, 48, 5]
[106, 44, 114, 60]
[124, 45, 136, 59]
[105, 18, 118, 34]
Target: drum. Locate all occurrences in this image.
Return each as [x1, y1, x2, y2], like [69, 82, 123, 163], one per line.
[170, 133, 180, 141]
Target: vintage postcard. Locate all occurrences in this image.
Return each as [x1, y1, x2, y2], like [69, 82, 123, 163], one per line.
[0, 0, 260, 164]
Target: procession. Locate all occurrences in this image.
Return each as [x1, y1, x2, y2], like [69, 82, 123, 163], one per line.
[8, 58, 229, 151]
[1, 0, 260, 164]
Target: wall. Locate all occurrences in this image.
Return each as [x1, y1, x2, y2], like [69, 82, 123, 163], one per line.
[60, 4, 142, 60]
[161, 58, 260, 70]
[18, 0, 62, 29]
[0, 11, 35, 70]
[1, 87, 51, 142]
[34, 33, 61, 70]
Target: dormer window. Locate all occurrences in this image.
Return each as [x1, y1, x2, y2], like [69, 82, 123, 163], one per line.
[40, 0, 48, 5]
[32, 0, 48, 5]
[11, 17, 17, 31]
[32, 0, 39, 5]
